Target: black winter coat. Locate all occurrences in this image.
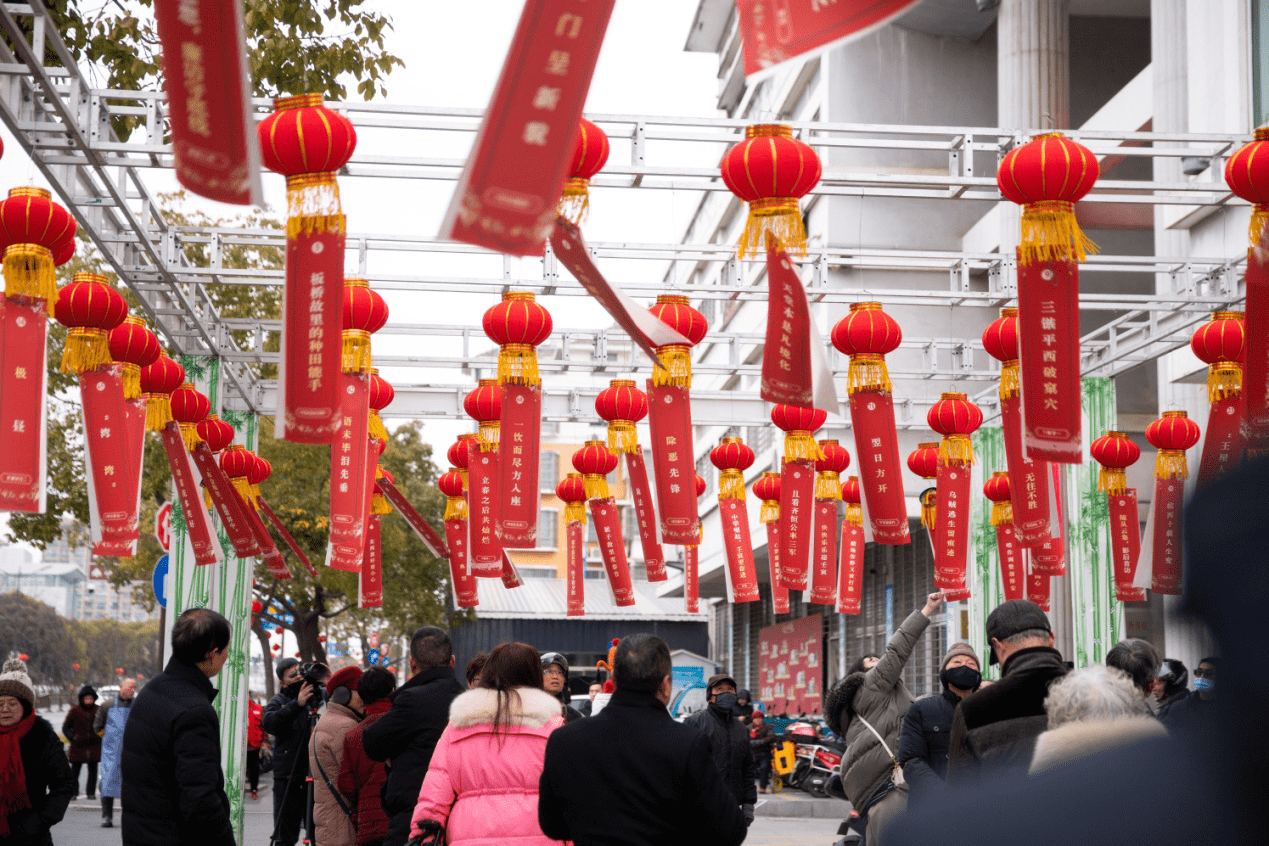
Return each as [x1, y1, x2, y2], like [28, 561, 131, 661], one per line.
[4, 716, 74, 846]
[899, 690, 961, 800]
[539, 688, 747, 846]
[260, 686, 312, 780]
[361, 664, 463, 846]
[684, 705, 758, 805]
[120, 657, 234, 846]
[947, 647, 1067, 785]
[62, 686, 101, 763]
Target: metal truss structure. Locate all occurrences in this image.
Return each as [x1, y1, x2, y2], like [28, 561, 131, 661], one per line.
[0, 2, 1250, 427]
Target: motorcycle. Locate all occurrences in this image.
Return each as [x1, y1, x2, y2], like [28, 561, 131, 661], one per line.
[781, 721, 844, 798]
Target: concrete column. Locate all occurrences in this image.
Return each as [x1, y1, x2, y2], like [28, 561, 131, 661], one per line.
[997, 0, 1070, 129]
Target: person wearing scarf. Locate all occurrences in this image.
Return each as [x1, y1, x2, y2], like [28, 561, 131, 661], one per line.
[0, 658, 74, 844]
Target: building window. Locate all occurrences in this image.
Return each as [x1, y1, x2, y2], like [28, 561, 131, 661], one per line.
[536, 508, 559, 550]
[540, 450, 560, 493]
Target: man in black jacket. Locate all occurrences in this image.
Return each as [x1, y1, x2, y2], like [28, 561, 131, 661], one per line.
[362, 626, 463, 846]
[946, 600, 1067, 784]
[261, 657, 328, 846]
[899, 642, 981, 802]
[539, 634, 746, 846]
[120, 608, 235, 846]
[684, 673, 757, 824]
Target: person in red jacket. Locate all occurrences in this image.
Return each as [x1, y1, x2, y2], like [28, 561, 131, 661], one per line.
[246, 693, 266, 800]
[337, 668, 397, 846]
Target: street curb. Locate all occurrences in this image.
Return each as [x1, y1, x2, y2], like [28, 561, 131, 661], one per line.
[754, 793, 849, 818]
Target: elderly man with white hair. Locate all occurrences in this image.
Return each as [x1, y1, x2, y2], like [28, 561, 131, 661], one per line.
[1029, 665, 1168, 774]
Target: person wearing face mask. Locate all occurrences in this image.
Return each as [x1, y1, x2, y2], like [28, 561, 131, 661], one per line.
[684, 674, 758, 827]
[1159, 656, 1217, 735]
[897, 643, 981, 804]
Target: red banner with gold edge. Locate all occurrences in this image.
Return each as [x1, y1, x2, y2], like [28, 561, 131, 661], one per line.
[1108, 490, 1144, 602]
[645, 381, 700, 545]
[121, 395, 148, 545]
[153, 0, 261, 206]
[848, 391, 910, 545]
[498, 383, 542, 547]
[500, 550, 523, 589]
[1001, 393, 1052, 547]
[378, 477, 447, 558]
[933, 463, 970, 590]
[1197, 396, 1245, 487]
[443, 1, 616, 256]
[258, 496, 316, 576]
[808, 500, 838, 605]
[762, 241, 828, 409]
[468, 445, 503, 576]
[191, 442, 261, 559]
[624, 452, 665, 580]
[159, 424, 220, 566]
[765, 522, 790, 615]
[837, 521, 864, 614]
[996, 524, 1025, 601]
[735, 0, 923, 77]
[1026, 555, 1051, 612]
[685, 544, 699, 614]
[590, 497, 635, 607]
[445, 518, 478, 608]
[1150, 476, 1185, 595]
[778, 459, 814, 590]
[718, 499, 760, 603]
[327, 372, 371, 571]
[81, 366, 139, 555]
[359, 514, 383, 607]
[0, 300, 48, 512]
[1017, 257, 1082, 463]
[566, 521, 584, 617]
[1244, 239, 1269, 447]
[279, 228, 344, 444]
[1030, 464, 1067, 575]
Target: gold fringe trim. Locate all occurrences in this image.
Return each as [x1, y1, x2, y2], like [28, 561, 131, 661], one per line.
[445, 497, 468, 521]
[737, 198, 806, 260]
[285, 174, 345, 238]
[559, 177, 591, 225]
[845, 502, 863, 527]
[815, 471, 841, 500]
[939, 434, 974, 467]
[230, 476, 253, 504]
[3, 245, 56, 313]
[479, 422, 500, 452]
[371, 491, 392, 515]
[203, 487, 214, 512]
[60, 328, 111, 375]
[369, 410, 388, 442]
[1000, 360, 1020, 399]
[1249, 204, 1268, 248]
[1208, 363, 1242, 403]
[922, 502, 937, 531]
[759, 499, 780, 524]
[1019, 200, 1099, 265]
[651, 345, 692, 388]
[784, 431, 824, 463]
[565, 501, 587, 524]
[1155, 449, 1188, 480]
[144, 395, 172, 432]
[848, 354, 891, 395]
[990, 500, 1014, 526]
[458, 468, 468, 488]
[719, 468, 747, 500]
[120, 364, 141, 401]
[1098, 466, 1127, 496]
[608, 420, 638, 454]
[181, 422, 202, 452]
[583, 474, 609, 500]
[342, 331, 371, 374]
[498, 344, 541, 387]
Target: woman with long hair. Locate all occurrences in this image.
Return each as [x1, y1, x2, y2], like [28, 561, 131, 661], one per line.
[407, 643, 564, 845]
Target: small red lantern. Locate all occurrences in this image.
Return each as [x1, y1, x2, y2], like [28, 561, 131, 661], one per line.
[248, 453, 272, 499]
[815, 439, 850, 500]
[595, 379, 649, 454]
[1190, 311, 1245, 402]
[368, 368, 394, 442]
[694, 473, 707, 499]
[438, 468, 467, 521]
[139, 353, 185, 431]
[115, 667, 124, 675]
[482, 291, 552, 386]
[73, 662, 80, 670]
[0, 186, 76, 308]
[220, 444, 254, 501]
[17, 653, 28, 661]
[927, 393, 984, 466]
[1145, 411, 1201, 479]
[709, 437, 756, 500]
[560, 118, 609, 224]
[341, 278, 388, 374]
[197, 414, 235, 454]
[1090, 431, 1141, 496]
[983, 471, 1013, 526]
[318, 635, 327, 643]
[108, 315, 161, 399]
[53, 273, 128, 374]
[572, 440, 618, 500]
[556, 472, 588, 524]
[464, 378, 503, 451]
[997, 132, 1100, 263]
[1224, 128, 1269, 246]
[842, 476, 862, 529]
[720, 124, 821, 258]
[648, 294, 708, 387]
[982, 307, 1020, 398]
[752, 472, 781, 525]
[907, 442, 940, 480]
[771, 403, 827, 462]
[831, 302, 902, 393]
[169, 382, 210, 451]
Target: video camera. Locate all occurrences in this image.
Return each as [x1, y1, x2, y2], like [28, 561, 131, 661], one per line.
[297, 661, 330, 708]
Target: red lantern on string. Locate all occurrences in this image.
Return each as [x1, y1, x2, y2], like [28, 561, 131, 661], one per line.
[248, 453, 272, 502]
[464, 378, 503, 452]
[556, 473, 588, 525]
[1225, 128, 1269, 246]
[169, 382, 210, 451]
[771, 403, 827, 462]
[927, 393, 984, 466]
[815, 440, 850, 500]
[438, 469, 467, 521]
[648, 295, 707, 387]
[108, 315, 161, 400]
[595, 379, 648, 454]
[0, 186, 76, 308]
[1090, 431, 1141, 496]
[983, 471, 1013, 526]
[560, 118, 609, 224]
[1145, 412, 1201, 480]
[368, 369, 393, 442]
[719, 124, 822, 258]
[1145, 411, 1201, 595]
[251, 600, 263, 614]
[831, 302, 902, 393]
[907, 442, 940, 481]
[341, 278, 388, 374]
[1190, 311, 1245, 402]
[220, 444, 255, 502]
[197, 414, 235, 454]
[483, 291, 552, 386]
[753, 472, 781, 525]
[139, 354, 185, 431]
[997, 132, 1100, 264]
[53, 273, 128, 374]
[709, 437, 756, 500]
[572, 441, 618, 500]
[257, 94, 357, 231]
[982, 307, 1020, 399]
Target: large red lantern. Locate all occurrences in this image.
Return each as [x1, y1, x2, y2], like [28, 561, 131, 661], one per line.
[560, 118, 609, 224]
[448, 434, 475, 480]
[814, 440, 850, 499]
[483, 291, 552, 386]
[648, 295, 708, 387]
[0, 186, 76, 308]
[139, 354, 185, 431]
[257, 94, 357, 222]
[464, 378, 502, 451]
[771, 403, 827, 462]
[928, 393, 984, 465]
[368, 369, 393, 442]
[108, 316, 161, 400]
[1225, 128, 1269, 246]
[1190, 310, 1246, 485]
[53, 273, 128, 374]
[709, 437, 756, 499]
[1090, 431, 1141, 496]
[341, 278, 388, 374]
[983, 471, 1013, 526]
[997, 132, 1099, 264]
[169, 382, 210, 451]
[981, 308, 1019, 398]
[247, 453, 271, 503]
[595, 379, 648, 454]
[1144, 411, 1201, 595]
[196, 414, 235, 454]
[556, 473, 588, 526]
[719, 124, 822, 258]
[1145, 411, 1201, 480]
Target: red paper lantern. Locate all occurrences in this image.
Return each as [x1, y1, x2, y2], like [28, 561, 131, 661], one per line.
[438, 468, 466, 521]
[648, 294, 708, 388]
[982, 307, 1020, 398]
[257, 93, 357, 178]
[573, 440, 618, 500]
[169, 382, 210, 451]
[483, 291, 552, 386]
[116, 667, 124, 675]
[842, 476, 861, 505]
[831, 302, 902, 393]
[694, 473, 707, 498]
[560, 118, 610, 224]
[752, 471, 781, 524]
[368, 368, 394, 442]
[447, 438, 470, 472]
[814, 439, 849, 500]
[464, 378, 503, 452]
[595, 379, 648, 454]
[249, 454, 272, 487]
[983, 471, 1013, 526]
[108, 315, 161, 400]
[927, 392, 984, 466]
[907, 442, 940, 480]
[720, 124, 821, 258]
[709, 437, 755, 500]
[140, 353, 185, 431]
[318, 635, 327, 643]
[997, 132, 1100, 263]
[0, 186, 76, 308]
[556, 472, 588, 524]
[52, 237, 75, 267]
[73, 663, 80, 670]
[1190, 311, 1245, 402]
[341, 278, 388, 374]
[771, 403, 827, 462]
[220, 444, 254, 501]
[1145, 411, 1201, 479]
[1090, 431, 1140, 495]
[197, 414, 235, 454]
[1224, 127, 1269, 246]
[53, 273, 128, 374]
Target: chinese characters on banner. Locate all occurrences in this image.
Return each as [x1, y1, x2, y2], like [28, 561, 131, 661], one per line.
[1017, 259, 1083, 463]
[1197, 397, 1245, 485]
[717, 499, 761, 602]
[468, 445, 503, 576]
[499, 385, 543, 547]
[625, 452, 666, 580]
[191, 443, 261, 559]
[1108, 492, 1144, 602]
[360, 514, 383, 607]
[837, 520, 864, 614]
[279, 231, 344, 443]
[778, 460, 815, 590]
[735, 0, 923, 77]
[565, 521, 585, 617]
[766, 522, 791, 615]
[761, 237, 838, 412]
[159, 424, 221, 566]
[445, 517, 478, 608]
[995, 524, 1025, 601]
[81, 366, 140, 556]
[848, 393, 910, 544]
[808, 501, 838, 605]
[590, 498, 635, 606]
[1001, 392, 1054, 547]
[1150, 478, 1185, 595]
[933, 465, 970, 600]
[645, 381, 701, 544]
[0, 300, 48, 512]
[444, 1, 616, 255]
[327, 374, 371, 572]
[758, 615, 824, 716]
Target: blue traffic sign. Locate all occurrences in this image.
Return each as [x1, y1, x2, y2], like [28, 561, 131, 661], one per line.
[152, 554, 169, 608]
[367, 648, 380, 664]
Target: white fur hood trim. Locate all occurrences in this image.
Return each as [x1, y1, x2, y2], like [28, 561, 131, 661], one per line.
[1030, 715, 1167, 774]
[448, 686, 563, 729]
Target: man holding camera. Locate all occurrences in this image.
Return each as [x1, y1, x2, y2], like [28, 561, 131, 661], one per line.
[263, 658, 331, 846]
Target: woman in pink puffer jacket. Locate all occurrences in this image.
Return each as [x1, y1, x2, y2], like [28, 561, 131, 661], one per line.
[408, 642, 567, 846]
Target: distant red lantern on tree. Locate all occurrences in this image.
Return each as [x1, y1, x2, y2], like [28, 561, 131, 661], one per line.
[108, 315, 162, 400]
[560, 118, 609, 224]
[139, 353, 185, 431]
[720, 124, 821, 258]
[595, 379, 648, 454]
[1224, 128, 1269, 246]
[53, 273, 128, 374]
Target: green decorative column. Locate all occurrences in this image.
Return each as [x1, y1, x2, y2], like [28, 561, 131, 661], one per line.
[968, 425, 1007, 674]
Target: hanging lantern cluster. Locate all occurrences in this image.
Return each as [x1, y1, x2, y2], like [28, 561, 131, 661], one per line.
[1225, 128, 1269, 247]
[560, 118, 610, 225]
[54, 274, 127, 374]
[720, 124, 822, 258]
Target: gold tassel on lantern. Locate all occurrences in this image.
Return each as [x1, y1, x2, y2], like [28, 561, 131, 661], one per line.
[342, 328, 371, 374]
[1155, 449, 1189, 480]
[565, 500, 587, 524]
[61, 327, 112, 375]
[119, 365, 143, 402]
[478, 420, 500, 452]
[815, 471, 841, 500]
[1018, 199, 1099, 265]
[582, 474, 609, 501]
[990, 499, 1014, 526]
[369, 409, 389, 442]
[739, 197, 806, 260]
[180, 422, 203, 453]
[719, 469, 747, 500]
[1207, 361, 1242, 402]
[561, 179, 592, 226]
[499, 343, 540, 386]
[285, 170, 346, 238]
[3, 244, 56, 313]
[145, 395, 172, 432]
[845, 501, 863, 527]
[847, 354, 892, 394]
[651, 345, 692, 389]
[229, 475, 252, 504]
[608, 420, 637, 454]
[1098, 466, 1128, 496]
[920, 489, 937, 531]
[783, 431, 825, 463]
[939, 435, 974, 467]
[444, 495, 468, 521]
[1000, 359, 1021, 399]
[759, 499, 779, 525]
[371, 467, 393, 515]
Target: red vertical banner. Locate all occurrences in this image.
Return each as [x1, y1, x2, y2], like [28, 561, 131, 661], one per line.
[765, 521, 790, 615]
[1017, 257, 1083, 463]
[684, 543, 699, 614]
[566, 521, 585, 617]
[837, 520, 864, 614]
[377, 477, 447, 559]
[847, 392, 910, 544]
[191, 443, 260, 558]
[81, 367, 139, 555]
[159, 424, 220, 566]
[258, 496, 316, 576]
[122, 395, 148, 544]
[500, 550, 523, 589]
[327, 372, 371, 571]
[1197, 396, 1245, 486]
[996, 525, 1025, 601]
[1243, 240, 1269, 447]
[359, 514, 383, 607]
[278, 229, 344, 444]
[625, 452, 665, 580]
[1107, 491, 1144, 602]
[0, 301, 48, 512]
[1149, 478, 1185, 595]
[718, 499, 760, 602]
[778, 460, 814, 590]
[809, 500, 838, 604]
[1001, 394, 1052, 547]
[590, 497, 635, 607]
[645, 382, 700, 544]
[246, 508, 291, 580]
[1026, 553, 1052, 612]
[468, 445, 503, 576]
[445, 518, 478, 608]
[933, 463, 971, 599]
[499, 384, 542, 547]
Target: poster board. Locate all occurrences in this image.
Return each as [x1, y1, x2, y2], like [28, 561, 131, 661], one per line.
[758, 614, 823, 715]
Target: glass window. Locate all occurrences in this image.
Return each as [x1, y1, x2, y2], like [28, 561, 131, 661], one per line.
[540, 451, 560, 493]
[536, 508, 559, 550]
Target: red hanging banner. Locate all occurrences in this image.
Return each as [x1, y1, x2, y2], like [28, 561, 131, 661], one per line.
[735, 0, 922, 77]
[718, 498, 761, 603]
[566, 521, 585, 617]
[468, 445, 503, 576]
[1108, 491, 1144, 602]
[81, 366, 140, 555]
[1017, 257, 1083, 463]
[359, 514, 383, 607]
[0, 301, 48, 512]
[327, 373, 371, 571]
[121, 394, 148, 544]
[377, 476, 448, 559]
[1197, 396, 1245, 486]
[190, 443, 261, 559]
[443, 0, 616, 255]
[996, 524, 1025, 601]
[1244, 239, 1269, 447]
[848, 392, 910, 544]
[1150, 477, 1185, 595]
[590, 497, 635, 607]
[778, 459, 815, 590]
[153, 0, 262, 206]
[625, 452, 665, 580]
[765, 521, 790, 615]
[933, 463, 971, 595]
[837, 520, 864, 614]
[1026, 554, 1052, 612]
[761, 237, 838, 411]
[258, 496, 317, 576]
[500, 550, 523, 590]
[246, 507, 290, 579]
[645, 381, 701, 544]
[159, 424, 220, 566]
[685, 543, 699, 614]
[278, 229, 344, 444]
[445, 518, 478, 608]
[809, 500, 838, 605]
[499, 383, 542, 547]
[1001, 393, 1052, 547]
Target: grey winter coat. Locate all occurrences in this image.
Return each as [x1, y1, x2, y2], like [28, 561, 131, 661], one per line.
[828, 608, 930, 812]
